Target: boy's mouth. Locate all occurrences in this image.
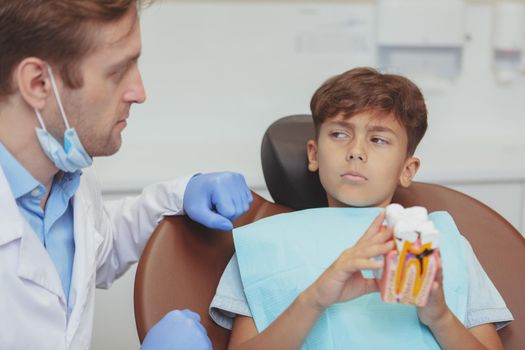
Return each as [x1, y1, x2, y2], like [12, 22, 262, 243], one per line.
[341, 171, 368, 182]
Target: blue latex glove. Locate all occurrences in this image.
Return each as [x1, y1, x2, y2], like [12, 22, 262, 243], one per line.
[140, 309, 212, 350]
[184, 172, 253, 231]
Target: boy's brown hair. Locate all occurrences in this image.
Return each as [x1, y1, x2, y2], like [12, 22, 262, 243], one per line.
[0, 0, 151, 100]
[310, 67, 427, 155]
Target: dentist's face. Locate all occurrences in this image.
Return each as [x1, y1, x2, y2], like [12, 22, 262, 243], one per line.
[53, 6, 146, 157]
[307, 112, 419, 208]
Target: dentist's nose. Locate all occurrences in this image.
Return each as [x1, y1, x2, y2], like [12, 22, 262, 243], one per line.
[124, 65, 146, 104]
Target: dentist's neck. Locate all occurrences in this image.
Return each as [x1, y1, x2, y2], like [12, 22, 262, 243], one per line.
[0, 97, 59, 190]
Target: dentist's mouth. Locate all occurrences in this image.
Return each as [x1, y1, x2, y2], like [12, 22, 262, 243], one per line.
[117, 114, 129, 123]
[116, 117, 128, 128]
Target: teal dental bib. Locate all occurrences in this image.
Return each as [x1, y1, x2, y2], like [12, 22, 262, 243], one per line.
[233, 208, 468, 350]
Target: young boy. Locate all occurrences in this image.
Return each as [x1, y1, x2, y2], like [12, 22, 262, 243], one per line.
[209, 67, 513, 349]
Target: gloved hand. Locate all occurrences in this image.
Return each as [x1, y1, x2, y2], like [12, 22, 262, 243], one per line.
[140, 309, 212, 350]
[184, 172, 253, 231]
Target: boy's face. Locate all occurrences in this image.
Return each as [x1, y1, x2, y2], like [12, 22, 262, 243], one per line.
[307, 111, 420, 208]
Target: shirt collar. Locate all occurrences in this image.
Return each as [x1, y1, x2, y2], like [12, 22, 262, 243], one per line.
[0, 143, 82, 200]
[54, 168, 82, 200]
[0, 143, 41, 199]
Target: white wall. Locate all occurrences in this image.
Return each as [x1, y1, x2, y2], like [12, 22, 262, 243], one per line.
[93, 1, 525, 191]
[91, 1, 525, 349]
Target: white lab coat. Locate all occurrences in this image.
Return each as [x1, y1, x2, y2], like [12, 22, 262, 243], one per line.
[0, 166, 191, 350]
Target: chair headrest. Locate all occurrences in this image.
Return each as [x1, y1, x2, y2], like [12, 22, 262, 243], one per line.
[261, 115, 328, 209]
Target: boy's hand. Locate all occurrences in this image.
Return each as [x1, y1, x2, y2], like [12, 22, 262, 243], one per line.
[416, 264, 452, 328]
[304, 212, 394, 311]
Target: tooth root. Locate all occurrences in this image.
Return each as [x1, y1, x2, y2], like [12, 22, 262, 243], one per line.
[400, 263, 417, 304]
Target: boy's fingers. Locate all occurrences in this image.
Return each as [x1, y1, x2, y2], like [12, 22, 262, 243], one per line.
[370, 225, 394, 244]
[434, 258, 443, 284]
[363, 279, 381, 294]
[360, 211, 386, 241]
[362, 240, 395, 258]
[432, 281, 440, 294]
[350, 258, 384, 271]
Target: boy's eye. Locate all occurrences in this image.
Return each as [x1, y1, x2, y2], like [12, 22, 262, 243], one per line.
[330, 131, 349, 139]
[371, 137, 389, 145]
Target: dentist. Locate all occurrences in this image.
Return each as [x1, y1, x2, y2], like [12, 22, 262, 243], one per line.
[0, 1, 251, 349]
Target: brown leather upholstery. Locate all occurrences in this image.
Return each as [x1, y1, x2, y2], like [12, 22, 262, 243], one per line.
[134, 193, 292, 349]
[261, 114, 327, 209]
[393, 182, 524, 350]
[135, 186, 524, 349]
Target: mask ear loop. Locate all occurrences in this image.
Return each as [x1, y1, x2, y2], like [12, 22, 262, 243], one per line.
[46, 65, 71, 130]
[34, 109, 47, 131]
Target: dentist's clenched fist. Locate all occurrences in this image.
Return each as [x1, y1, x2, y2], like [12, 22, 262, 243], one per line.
[183, 172, 253, 231]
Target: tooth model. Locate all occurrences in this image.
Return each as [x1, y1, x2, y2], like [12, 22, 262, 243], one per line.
[379, 204, 440, 306]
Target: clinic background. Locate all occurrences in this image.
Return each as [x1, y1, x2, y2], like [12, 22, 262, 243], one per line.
[91, 0, 525, 348]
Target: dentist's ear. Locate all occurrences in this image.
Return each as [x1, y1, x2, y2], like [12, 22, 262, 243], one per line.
[306, 139, 319, 172]
[16, 58, 51, 110]
[399, 156, 420, 188]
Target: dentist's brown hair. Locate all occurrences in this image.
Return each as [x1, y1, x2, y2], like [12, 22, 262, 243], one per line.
[0, 0, 152, 100]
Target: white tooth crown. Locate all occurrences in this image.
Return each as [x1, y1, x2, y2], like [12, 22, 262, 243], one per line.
[385, 203, 404, 227]
[385, 204, 439, 249]
[404, 207, 428, 223]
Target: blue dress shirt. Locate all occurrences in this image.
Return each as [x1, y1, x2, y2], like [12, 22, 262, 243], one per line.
[0, 143, 80, 307]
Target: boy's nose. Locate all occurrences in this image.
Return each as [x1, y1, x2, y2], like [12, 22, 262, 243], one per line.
[347, 150, 367, 162]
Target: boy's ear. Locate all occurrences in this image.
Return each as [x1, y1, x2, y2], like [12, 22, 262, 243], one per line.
[16, 57, 51, 110]
[306, 139, 319, 172]
[399, 156, 420, 188]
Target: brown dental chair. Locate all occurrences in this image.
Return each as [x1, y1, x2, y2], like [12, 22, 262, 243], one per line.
[135, 115, 525, 350]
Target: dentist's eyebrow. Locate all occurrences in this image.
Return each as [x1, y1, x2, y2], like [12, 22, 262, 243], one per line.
[107, 51, 141, 73]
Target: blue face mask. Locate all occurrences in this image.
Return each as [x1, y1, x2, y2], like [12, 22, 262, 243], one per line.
[34, 66, 92, 173]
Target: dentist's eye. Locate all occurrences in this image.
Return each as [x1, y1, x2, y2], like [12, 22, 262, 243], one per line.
[109, 69, 125, 82]
[109, 62, 133, 81]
